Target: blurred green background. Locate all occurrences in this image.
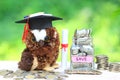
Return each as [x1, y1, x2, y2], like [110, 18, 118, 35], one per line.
[0, 0, 120, 62]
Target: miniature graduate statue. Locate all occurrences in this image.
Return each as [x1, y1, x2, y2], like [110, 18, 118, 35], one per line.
[16, 12, 62, 71]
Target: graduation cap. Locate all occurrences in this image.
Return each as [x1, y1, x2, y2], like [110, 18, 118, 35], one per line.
[15, 12, 62, 42]
[15, 12, 63, 30]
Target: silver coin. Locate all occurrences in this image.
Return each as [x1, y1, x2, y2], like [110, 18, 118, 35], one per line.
[3, 73, 14, 78]
[35, 73, 45, 79]
[37, 70, 44, 73]
[70, 46, 79, 55]
[75, 37, 92, 45]
[74, 29, 91, 39]
[98, 63, 108, 67]
[78, 52, 87, 56]
[49, 71, 56, 74]
[97, 65, 108, 70]
[46, 74, 57, 80]
[96, 59, 108, 63]
[97, 67, 108, 70]
[38, 72, 47, 78]
[109, 63, 120, 72]
[92, 70, 102, 75]
[0, 69, 13, 76]
[59, 74, 68, 78]
[55, 76, 66, 80]
[54, 71, 61, 75]
[14, 70, 26, 77]
[96, 55, 108, 59]
[13, 78, 23, 80]
[72, 63, 79, 68]
[80, 45, 94, 55]
[25, 74, 35, 79]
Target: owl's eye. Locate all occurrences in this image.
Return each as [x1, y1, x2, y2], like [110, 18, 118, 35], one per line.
[32, 36, 36, 42]
[45, 36, 50, 42]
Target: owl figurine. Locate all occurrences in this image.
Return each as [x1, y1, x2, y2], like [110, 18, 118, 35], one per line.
[16, 12, 62, 71]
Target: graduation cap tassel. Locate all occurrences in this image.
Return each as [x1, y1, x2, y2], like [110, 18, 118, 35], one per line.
[22, 19, 30, 43]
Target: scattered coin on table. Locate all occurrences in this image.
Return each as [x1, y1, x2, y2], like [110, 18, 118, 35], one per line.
[0, 69, 68, 80]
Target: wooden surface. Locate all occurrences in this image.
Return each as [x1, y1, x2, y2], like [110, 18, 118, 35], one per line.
[0, 61, 120, 80]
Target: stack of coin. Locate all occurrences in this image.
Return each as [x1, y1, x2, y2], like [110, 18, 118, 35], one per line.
[109, 63, 120, 72]
[96, 55, 109, 70]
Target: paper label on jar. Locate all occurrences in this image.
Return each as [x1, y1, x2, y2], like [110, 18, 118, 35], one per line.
[71, 55, 93, 63]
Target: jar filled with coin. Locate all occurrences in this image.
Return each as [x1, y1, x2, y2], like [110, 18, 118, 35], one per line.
[70, 29, 94, 71]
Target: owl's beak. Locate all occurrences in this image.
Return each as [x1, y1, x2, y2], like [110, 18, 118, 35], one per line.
[39, 40, 44, 47]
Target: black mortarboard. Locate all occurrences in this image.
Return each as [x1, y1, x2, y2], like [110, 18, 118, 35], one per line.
[15, 12, 63, 30]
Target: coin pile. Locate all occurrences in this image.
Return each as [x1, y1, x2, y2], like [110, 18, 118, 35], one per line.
[109, 63, 120, 72]
[70, 29, 94, 70]
[65, 69, 102, 75]
[96, 55, 109, 70]
[0, 69, 68, 80]
[74, 29, 92, 46]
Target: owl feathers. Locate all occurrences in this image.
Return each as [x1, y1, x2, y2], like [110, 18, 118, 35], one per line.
[18, 27, 60, 71]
